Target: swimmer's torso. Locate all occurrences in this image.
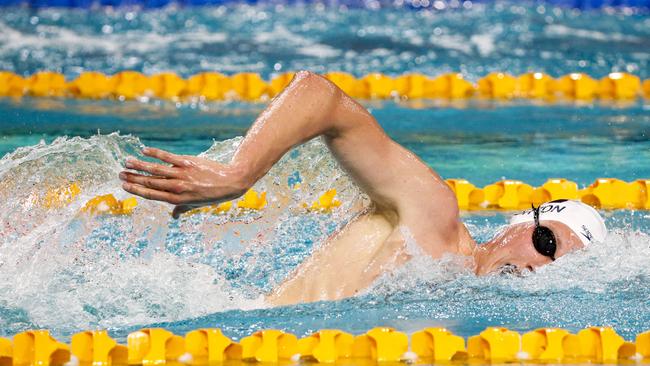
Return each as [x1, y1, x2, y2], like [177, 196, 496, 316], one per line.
[266, 212, 410, 305]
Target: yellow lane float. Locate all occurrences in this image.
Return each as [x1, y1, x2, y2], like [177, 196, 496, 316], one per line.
[325, 71, 364, 98]
[306, 189, 341, 212]
[0, 71, 26, 97]
[240, 330, 297, 362]
[598, 72, 642, 99]
[638, 330, 650, 359]
[530, 178, 579, 203]
[395, 73, 428, 99]
[236, 189, 267, 210]
[481, 180, 534, 209]
[516, 72, 554, 98]
[71, 330, 127, 366]
[0, 338, 12, 366]
[75, 176, 650, 218]
[42, 182, 81, 208]
[467, 327, 521, 361]
[297, 330, 354, 363]
[81, 194, 138, 215]
[360, 73, 396, 99]
[1, 326, 649, 365]
[150, 72, 188, 100]
[478, 72, 518, 99]
[446, 177, 650, 210]
[521, 328, 572, 361]
[553, 73, 599, 100]
[27, 71, 67, 98]
[111, 71, 152, 100]
[431, 72, 475, 98]
[67, 71, 114, 99]
[185, 328, 241, 364]
[13, 330, 70, 366]
[579, 178, 650, 210]
[230, 72, 268, 101]
[2, 70, 647, 102]
[269, 72, 296, 96]
[411, 327, 466, 361]
[184, 72, 232, 100]
[127, 328, 184, 365]
[352, 327, 408, 362]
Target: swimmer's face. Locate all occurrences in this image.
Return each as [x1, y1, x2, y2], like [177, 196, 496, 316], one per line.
[474, 221, 585, 275]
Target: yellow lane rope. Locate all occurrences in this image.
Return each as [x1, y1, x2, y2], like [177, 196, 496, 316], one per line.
[1, 70, 649, 101]
[41, 177, 650, 216]
[2, 326, 649, 365]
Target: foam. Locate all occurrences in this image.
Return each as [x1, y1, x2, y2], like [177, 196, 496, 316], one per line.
[1, 133, 649, 339]
[0, 133, 367, 336]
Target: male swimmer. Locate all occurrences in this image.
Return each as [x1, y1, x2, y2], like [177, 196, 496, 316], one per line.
[119, 71, 607, 305]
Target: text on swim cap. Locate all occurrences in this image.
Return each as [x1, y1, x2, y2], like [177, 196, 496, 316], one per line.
[517, 204, 568, 216]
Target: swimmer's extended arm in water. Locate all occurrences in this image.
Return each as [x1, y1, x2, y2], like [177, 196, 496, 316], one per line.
[121, 71, 455, 228]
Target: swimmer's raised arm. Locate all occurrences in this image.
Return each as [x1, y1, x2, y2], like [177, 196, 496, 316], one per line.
[121, 71, 465, 255]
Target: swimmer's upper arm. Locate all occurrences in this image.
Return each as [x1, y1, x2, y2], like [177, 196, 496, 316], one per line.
[122, 70, 461, 240]
[321, 76, 463, 254]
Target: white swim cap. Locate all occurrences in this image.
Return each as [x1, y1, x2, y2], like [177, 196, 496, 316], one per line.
[509, 199, 607, 246]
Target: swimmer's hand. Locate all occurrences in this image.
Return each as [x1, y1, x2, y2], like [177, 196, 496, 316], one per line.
[119, 147, 250, 219]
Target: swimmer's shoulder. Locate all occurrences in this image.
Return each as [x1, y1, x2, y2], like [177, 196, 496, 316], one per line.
[393, 175, 472, 258]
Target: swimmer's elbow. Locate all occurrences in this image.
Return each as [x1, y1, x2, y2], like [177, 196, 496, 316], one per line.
[292, 70, 325, 86]
[291, 71, 341, 103]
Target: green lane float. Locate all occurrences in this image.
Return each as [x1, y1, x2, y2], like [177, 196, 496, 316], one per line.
[1, 70, 648, 102]
[1, 327, 650, 365]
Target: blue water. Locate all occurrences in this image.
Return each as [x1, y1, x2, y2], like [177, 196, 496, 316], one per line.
[1, 2, 649, 79]
[2, 98, 649, 186]
[1, 1, 650, 345]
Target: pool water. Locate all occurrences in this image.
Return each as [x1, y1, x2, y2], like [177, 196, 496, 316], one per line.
[1, 2, 649, 79]
[1, 1, 650, 344]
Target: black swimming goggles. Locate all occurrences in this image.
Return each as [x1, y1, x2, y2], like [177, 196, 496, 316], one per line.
[531, 204, 557, 261]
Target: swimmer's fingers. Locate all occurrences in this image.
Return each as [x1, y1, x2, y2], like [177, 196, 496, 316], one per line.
[142, 147, 189, 167]
[125, 157, 180, 178]
[172, 205, 194, 219]
[119, 171, 187, 193]
[121, 182, 183, 204]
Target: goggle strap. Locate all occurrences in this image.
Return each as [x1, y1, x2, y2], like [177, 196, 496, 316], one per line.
[532, 204, 541, 226]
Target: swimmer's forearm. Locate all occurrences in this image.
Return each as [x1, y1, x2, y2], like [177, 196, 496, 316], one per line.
[230, 71, 372, 185]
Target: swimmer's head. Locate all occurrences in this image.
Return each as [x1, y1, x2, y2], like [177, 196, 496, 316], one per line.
[474, 200, 607, 275]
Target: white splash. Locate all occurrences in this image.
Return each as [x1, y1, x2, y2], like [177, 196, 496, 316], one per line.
[0, 133, 367, 336]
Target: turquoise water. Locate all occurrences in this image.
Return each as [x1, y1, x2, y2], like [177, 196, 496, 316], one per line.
[1, 1, 650, 344]
[1, 2, 649, 79]
[2, 98, 650, 343]
[2, 98, 649, 186]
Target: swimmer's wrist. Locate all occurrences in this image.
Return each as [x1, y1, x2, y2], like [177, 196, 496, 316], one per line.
[228, 161, 256, 192]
